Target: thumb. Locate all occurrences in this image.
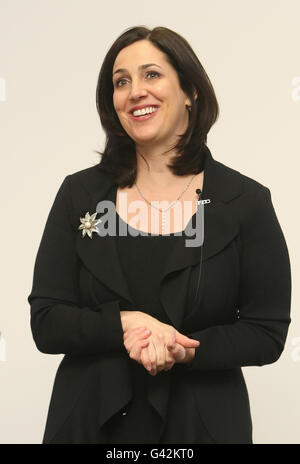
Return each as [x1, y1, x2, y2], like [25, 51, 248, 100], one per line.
[175, 332, 200, 347]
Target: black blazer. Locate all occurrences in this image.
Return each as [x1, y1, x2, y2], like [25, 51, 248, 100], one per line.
[27, 146, 292, 444]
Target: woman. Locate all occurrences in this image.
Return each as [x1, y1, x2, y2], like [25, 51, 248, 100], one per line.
[28, 26, 292, 444]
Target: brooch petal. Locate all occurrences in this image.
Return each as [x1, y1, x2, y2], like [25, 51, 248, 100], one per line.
[78, 211, 101, 238]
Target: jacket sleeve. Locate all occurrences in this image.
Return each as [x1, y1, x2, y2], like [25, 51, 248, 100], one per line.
[27, 175, 126, 356]
[182, 186, 292, 371]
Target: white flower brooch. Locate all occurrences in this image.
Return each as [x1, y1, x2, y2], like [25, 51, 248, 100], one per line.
[78, 212, 102, 238]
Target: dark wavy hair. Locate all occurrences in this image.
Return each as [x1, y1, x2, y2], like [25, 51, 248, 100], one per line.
[95, 25, 219, 187]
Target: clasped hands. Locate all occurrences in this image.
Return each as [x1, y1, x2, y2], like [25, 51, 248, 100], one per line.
[121, 310, 200, 376]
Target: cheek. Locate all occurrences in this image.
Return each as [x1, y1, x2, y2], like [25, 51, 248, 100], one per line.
[112, 92, 124, 114]
[147, 80, 169, 102]
[112, 98, 119, 115]
[156, 86, 182, 114]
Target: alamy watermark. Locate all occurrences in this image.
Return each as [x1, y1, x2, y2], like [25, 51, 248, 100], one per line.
[95, 194, 205, 248]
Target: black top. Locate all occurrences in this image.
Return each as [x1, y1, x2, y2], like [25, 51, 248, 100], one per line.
[116, 211, 196, 322]
[104, 207, 201, 443]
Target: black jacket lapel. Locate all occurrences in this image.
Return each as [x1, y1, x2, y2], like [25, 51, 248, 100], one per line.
[157, 148, 242, 332]
[75, 172, 135, 307]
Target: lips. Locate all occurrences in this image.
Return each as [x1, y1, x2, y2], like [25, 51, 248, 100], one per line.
[128, 107, 159, 121]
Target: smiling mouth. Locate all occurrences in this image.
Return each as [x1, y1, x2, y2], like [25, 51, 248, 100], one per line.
[131, 106, 159, 116]
[129, 107, 159, 121]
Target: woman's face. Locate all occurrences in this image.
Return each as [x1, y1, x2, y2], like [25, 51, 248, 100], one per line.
[112, 40, 191, 148]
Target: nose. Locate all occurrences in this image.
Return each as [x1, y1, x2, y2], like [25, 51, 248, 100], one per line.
[129, 78, 148, 100]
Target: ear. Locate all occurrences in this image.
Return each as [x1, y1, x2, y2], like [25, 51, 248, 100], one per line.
[185, 88, 198, 107]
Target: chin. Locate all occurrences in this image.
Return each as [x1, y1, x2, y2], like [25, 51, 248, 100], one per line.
[132, 131, 160, 142]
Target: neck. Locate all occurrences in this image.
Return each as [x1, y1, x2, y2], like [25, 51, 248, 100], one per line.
[135, 145, 189, 190]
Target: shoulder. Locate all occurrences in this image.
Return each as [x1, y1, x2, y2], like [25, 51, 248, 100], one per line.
[216, 158, 269, 194]
[57, 164, 113, 229]
[68, 164, 112, 190]
[209, 158, 274, 226]
[60, 164, 114, 205]
[206, 161, 282, 250]
[211, 159, 272, 215]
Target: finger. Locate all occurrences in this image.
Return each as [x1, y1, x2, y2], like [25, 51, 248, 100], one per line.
[175, 332, 200, 347]
[152, 333, 166, 373]
[147, 341, 157, 375]
[158, 334, 175, 371]
[132, 339, 150, 361]
[141, 346, 152, 372]
[125, 330, 151, 349]
[123, 327, 149, 340]
[124, 329, 151, 351]
[167, 342, 180, 355]
[163, 337, 178, 370]
[129, 339, 150, 361]
[164, 360, 175, 371]
[163, 348, 175, 370]
[167, 342, 186, 362]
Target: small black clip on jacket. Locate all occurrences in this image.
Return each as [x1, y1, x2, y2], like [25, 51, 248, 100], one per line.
[196, 188, 211, 205]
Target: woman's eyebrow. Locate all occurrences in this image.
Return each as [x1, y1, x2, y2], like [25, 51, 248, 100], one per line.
[112, 63, 162, 76]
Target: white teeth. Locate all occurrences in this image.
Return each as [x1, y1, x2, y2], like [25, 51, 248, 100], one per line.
[132, 106, 158, 116]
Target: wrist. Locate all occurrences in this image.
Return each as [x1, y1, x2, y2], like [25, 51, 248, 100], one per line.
[120, 310, 148, 333]
[120, 311, 131, 332]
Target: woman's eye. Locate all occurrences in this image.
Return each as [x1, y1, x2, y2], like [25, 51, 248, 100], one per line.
[115, 71, 160, 88]
[146, 71, 160, 79]
[115, 79, 126, 87]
